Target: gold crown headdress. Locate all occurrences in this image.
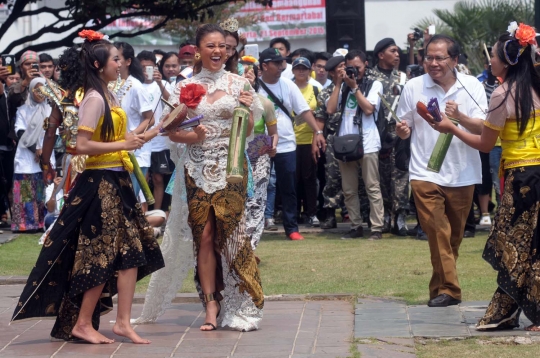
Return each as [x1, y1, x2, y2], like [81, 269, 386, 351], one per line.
[220, 18, 239, 33]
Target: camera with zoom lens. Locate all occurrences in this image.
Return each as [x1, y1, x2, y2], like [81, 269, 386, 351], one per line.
[345, 66, 358, 79]
[412, 27, 423, 41]
[406, 64, 424, 78]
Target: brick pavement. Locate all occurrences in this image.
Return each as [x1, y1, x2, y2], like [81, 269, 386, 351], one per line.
[0, 284, 354, 358]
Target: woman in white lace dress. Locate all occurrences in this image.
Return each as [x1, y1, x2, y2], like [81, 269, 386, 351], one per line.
[164, 24, 263, 332]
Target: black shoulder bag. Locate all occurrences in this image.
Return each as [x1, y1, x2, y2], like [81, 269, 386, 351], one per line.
[258, 79, 294, 122]
[333, 85, 364, 162]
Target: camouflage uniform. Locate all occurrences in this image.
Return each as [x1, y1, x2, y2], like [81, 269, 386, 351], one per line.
[367, 67, 410, 225]
[314, 83, 343, 211]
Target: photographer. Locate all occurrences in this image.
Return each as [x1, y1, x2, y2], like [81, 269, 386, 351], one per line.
[0, 56, 13, 228]
[327, 50, 384, 241]
[8, 50, 39, 124]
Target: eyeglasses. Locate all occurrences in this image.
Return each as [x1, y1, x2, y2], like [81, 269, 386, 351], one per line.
[424, 56, 451, 63]
[315, 65, 326, 70]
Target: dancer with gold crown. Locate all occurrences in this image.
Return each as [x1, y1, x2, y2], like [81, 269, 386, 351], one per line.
[11, 31, 164, 344]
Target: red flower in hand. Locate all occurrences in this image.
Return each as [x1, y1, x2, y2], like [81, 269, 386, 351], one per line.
[180, 83, 206, 109]
[78, 29, 105, 42]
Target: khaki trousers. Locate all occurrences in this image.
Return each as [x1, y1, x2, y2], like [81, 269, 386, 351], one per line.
[339, 152, 384, 231]
[411, 180, 474, 300]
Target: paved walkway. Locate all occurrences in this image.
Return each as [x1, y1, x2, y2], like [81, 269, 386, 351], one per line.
[0, 285, 353, 358]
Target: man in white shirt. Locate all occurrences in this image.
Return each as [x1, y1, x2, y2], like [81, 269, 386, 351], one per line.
[258, 47, 326, 241]
[327, 50, 384, 241]
[137, 51, 174, 213]
[396, 35, 488, 308]
[270, 37, 294, 80]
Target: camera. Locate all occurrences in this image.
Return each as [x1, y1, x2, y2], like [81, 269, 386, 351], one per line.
[31, 63, 40, 77]
[345, 66, 358, 79]
[412, 28, 423, 41]
[406, 64, 424, 78]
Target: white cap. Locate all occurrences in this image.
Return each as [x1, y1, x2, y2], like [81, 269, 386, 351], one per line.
[333, 48, 348, 57]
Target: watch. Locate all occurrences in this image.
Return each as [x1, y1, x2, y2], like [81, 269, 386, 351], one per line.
[315, 130, 323, 135]
[352, 87, 360, 94]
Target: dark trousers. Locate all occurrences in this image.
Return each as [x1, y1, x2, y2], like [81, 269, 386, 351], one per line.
[274, 151, 298, 235]
[0, 149, 14, 216]
[296, 144, 318, 218]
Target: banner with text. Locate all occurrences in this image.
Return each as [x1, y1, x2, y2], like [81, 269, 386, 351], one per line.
[239, 0, 326, 42]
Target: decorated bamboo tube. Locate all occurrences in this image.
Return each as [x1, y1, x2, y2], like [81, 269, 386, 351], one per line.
[128, 152, 155, 205]
[427, 120, 459, 173]
[226, 83, 251, 183]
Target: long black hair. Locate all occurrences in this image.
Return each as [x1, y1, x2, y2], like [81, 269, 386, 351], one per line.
[193, 24, 226, 74]
[80, 39, 115, 142]
[495, 33, 540, 135]
[224, 30, 239, 74]
[114, 42, 145, 83]
[57, 46, 84, 99]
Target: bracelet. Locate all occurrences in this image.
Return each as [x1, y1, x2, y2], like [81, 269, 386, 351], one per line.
[315, 130, 323, 135]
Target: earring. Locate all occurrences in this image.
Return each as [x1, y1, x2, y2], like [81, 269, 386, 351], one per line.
[99, 68, 103, 73]
[195, 53, 201, 61]
[504, 65, 508, 68]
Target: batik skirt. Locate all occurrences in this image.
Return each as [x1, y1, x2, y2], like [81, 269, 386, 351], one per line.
[244, 154, 271, 250]
[11, 172, 45, 232]
[11, 169, 164, 340]
[479, 166, 540, 327]
[185, 165, 264, 331]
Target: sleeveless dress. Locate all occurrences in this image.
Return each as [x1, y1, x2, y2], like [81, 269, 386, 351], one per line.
[11, 92, 164, 341]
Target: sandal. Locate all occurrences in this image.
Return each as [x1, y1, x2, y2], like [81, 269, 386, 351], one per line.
[525, 325, 540, 332]
[200, 292, 221, 331]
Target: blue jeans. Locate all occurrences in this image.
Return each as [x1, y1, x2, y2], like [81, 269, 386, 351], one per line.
[489, 146, 502, 207]
[44, 214, 58, 230]
[265, 164, 276, 219]
[273, 151, 298, 235]
[130, 167, 149, 199]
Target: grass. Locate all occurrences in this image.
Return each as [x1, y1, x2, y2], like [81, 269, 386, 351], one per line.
[1, 231, 497, 304]
[416, 338, 540, 358]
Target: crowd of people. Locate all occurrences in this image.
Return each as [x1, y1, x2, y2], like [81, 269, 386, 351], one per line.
[1, 17, 539, 343]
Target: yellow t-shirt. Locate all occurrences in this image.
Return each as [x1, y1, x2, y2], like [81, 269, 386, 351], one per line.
[294, 84, 318, 145]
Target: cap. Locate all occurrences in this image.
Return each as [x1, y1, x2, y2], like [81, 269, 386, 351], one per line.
[292, 57, 311, 69]
[333, 48, 348, 57]
[324, 56, 345, 71]
[373, 38, 396, 57]
[259, 47, 287, 63]
[19, 50, 38, 64]
[178, 45, 195, 59]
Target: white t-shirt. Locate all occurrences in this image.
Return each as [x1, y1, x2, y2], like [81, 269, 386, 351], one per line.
[14, 106, 55, 174]
[282, 63, 294, 80]
[258, 77, 311, 153]
[396, 72, 488, 187]
[142, 80, 174, 152]
[45, 184, 64, 215]
[119, 75, 153, 167]
[336, 81, 383, 154]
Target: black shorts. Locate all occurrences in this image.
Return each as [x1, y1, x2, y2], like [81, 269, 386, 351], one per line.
[150, 150, 175, 175]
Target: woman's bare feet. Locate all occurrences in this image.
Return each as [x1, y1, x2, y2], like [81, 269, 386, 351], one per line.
[525, 325, 540, 331]
[200, 300, 220, 331]
[72, 323, 115, 344]
[112, 321, 151, 344]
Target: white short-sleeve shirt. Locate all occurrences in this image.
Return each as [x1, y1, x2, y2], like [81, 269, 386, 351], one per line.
[142, 80, 174, 153]
[396, 72, 488, 187]
[258, 77, 311, 153]
[120, 75, 153, 167]
[337, 81, 383, 154]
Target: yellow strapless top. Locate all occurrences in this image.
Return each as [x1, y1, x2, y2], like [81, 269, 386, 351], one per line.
[498, 109, 540, 174]
[84, 107, 133, 172]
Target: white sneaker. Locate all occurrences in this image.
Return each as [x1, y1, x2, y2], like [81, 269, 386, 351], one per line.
[265, 218, 277, 231]
[479, 215, 492, 226]
[310, 216, 320, 227]
[153, 227, 161, 238]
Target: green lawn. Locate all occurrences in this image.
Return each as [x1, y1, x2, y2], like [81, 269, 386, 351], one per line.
[416, 338, 540, 358]
[1, 231, 497, 304]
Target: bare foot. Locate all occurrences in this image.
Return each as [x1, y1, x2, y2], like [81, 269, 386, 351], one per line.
[200, 300, 220, 331]
[112, 322, 151, 344]
[72, 323, 115, 344]
[525, 325, 540, 331]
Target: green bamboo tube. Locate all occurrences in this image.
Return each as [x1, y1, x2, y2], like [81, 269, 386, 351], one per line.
[427, 120, 459, 173]
[128, 152, 155, 205]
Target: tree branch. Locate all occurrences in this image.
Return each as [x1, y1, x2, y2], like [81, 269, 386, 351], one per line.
[0, 0, 30, 40]
[107, 16, 171, 39]
[19, 6, 70, 18]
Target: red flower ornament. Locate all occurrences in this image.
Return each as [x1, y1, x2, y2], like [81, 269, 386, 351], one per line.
[180, 83, 206, 109]
[78, 30, 105, 42]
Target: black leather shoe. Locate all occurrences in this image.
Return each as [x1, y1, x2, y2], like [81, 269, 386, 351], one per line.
[463, 230, 475, 238]
[382, 221, 391, 234]
[427, 294, 461, 307]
